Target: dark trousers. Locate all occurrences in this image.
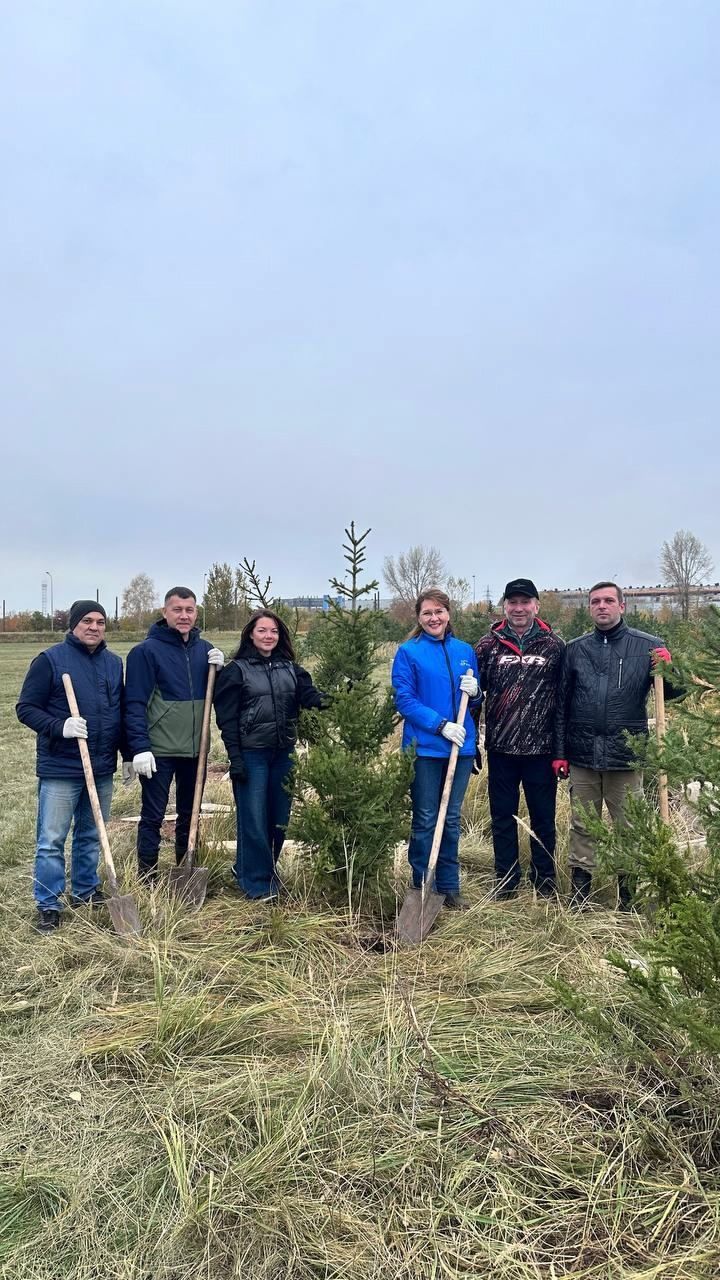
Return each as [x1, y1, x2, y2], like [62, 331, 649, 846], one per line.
[232, 747, 294, 898]
[487, 751, 557, 889]
[137, 755, 199, 872]
[407, 755, 474, 894]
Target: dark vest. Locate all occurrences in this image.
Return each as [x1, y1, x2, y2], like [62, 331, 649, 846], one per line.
[233, 656, 299, 749]
[39, 636, 123, 779]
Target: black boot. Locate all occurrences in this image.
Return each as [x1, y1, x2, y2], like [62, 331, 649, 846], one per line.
[35, 908, 61, 934]
[569, 867, 593, 910]
[617, 875, 635, 913]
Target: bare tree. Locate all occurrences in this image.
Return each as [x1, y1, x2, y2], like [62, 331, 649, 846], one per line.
[660, 529, 714, 620]
[383, 545, 445, 611]
[446, 575, 471, 612]
[121, 572, 157, 623]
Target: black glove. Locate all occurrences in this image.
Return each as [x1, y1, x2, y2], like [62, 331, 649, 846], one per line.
[472, 748, 483, 775]
[229, 759, 247, 784]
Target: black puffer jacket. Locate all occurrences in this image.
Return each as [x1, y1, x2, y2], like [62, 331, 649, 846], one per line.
[214, 649, 325, 766]
[554, 621, 683, 770]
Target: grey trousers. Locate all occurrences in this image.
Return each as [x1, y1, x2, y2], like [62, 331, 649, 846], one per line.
[568, 765, 643, 871]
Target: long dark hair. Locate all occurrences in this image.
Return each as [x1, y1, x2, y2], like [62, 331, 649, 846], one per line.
[233, 609, 296, 661]
[407, 588, 454, 641]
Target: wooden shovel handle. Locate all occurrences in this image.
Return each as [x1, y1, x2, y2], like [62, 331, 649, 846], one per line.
[421, 688, 471, 904]
[654, 672, 670, 825]
[186, 663, 217, 862]
[62, 673, 119, 892]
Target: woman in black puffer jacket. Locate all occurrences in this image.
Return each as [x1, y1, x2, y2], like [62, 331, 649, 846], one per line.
[214, 609, 326, 900]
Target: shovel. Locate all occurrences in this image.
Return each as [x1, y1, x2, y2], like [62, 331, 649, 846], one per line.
[396, 688, 470, 945]
[168, 663, 216, 907]
[62, 674, 143, 937]
[654, 673, 670, 825]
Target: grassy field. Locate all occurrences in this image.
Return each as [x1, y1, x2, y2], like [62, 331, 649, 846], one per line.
[1, 642, 719, 1278]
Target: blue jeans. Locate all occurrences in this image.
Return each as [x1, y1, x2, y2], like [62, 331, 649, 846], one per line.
[407, 755, 474, 894]
[34, 775, 114, 910]
[231, 747, 294, 898]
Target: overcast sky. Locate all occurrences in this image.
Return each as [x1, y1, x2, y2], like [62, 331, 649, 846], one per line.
[3, 1, 718, 614]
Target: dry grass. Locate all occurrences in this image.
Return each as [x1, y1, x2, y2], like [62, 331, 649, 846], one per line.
[2, 643, 720, 1277]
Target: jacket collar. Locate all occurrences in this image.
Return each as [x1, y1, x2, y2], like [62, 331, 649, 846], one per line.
[148, 620, 199, 646]
[594, 619, 626, 642]
[64, 631, 107, 656]
[490, 616, 552, 655]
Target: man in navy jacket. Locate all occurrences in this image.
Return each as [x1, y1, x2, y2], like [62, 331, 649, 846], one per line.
[124, 586, 224, 881]
[16, 600, 124, 933]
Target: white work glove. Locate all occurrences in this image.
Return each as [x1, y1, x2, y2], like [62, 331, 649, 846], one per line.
[132, 751, 157, 779]
[459, 672, 479, 698]
[63, 717, 88, 739]
[441, 722, 466, 748]
[208, 647, 225, 669]
[122, 762, 136, 787]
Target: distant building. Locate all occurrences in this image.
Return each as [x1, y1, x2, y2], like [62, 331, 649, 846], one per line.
[542, 584, 720, 612]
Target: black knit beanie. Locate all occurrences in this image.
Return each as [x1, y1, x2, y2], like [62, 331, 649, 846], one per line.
[69, 600, 107, 630]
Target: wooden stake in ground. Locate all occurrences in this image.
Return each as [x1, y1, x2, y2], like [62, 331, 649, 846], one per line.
[654, 672, 670, 825]
[396, 689, 470, 945]
[168, 664, 216, 908]
[62, 674, 143, 937]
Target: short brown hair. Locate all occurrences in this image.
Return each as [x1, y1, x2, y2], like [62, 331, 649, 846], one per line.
[589, 581, 624, 605]
[164, 586, 197, 603]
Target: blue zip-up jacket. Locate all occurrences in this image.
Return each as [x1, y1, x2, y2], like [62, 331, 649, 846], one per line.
[16, 633, 124, 779]
[125, 621, 212, 758]
[392, 632, 482, 758]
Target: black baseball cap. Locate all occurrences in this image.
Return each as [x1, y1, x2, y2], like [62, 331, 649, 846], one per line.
[503, 578, 539, 600]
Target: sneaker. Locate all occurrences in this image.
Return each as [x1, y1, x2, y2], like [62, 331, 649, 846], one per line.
[491, 884, 519, 902]
[35, 908, 61, 934]
[443, 892, 470, 911]
[617, 875, 635, 913]
[70, 889, 107, 908]
[534, 879, 558, 900]
[569, 867, 593, 910]
[138, 866, 158, 887]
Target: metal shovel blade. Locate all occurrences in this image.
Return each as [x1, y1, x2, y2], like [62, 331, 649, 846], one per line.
[396, 887, 445, 945]
[107, 893, 143, 937]
[168, 862, 209, 909]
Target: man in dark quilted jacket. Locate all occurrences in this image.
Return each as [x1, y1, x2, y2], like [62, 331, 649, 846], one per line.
[554, 581, 683, 909]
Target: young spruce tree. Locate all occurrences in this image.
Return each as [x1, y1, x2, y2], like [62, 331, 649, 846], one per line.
[289, 523, 414, 905]
[559, 608, 720, 1057]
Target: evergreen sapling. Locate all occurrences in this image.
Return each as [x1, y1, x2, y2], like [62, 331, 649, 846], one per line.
[289, 524, 413, 905]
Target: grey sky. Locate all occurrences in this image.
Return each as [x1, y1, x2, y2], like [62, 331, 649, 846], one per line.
[3, 1, 718, 614]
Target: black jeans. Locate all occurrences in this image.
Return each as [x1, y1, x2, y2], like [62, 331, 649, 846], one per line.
[487, 751, 557, 889]
[137, 755, 199, 872]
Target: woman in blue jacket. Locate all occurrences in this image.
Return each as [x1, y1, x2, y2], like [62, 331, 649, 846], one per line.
[392, 589, 482, 909]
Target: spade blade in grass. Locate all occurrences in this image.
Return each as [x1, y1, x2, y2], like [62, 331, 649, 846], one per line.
[107, 893, 143, 938]
[396, 887, 445, 945]
[168, 861, 209, 910]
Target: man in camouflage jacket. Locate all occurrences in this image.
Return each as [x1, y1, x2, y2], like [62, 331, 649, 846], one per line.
[475, 578, 565, 899]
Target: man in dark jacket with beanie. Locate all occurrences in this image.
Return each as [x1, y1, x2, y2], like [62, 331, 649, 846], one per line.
[124, 586, 225, 881]
[475, 578, 565, 899]
[554, 581, 683, 909]
[16, 600, 124, 933]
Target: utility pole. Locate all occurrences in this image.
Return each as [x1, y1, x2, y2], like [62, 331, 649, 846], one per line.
[46, 570, 54, 631]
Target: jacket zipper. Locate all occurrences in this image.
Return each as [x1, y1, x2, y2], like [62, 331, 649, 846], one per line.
[184, 649, 196, 750]
[266, 661, 280, 746]
[441, 640, 458, 721]
[617, 657, 623, 689]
